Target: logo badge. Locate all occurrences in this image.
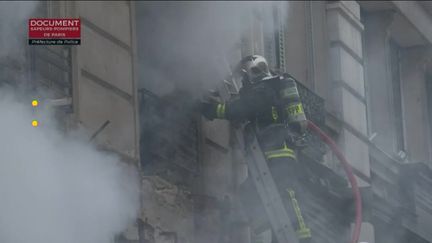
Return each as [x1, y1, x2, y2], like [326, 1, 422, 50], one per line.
[28, 18, 81, 45]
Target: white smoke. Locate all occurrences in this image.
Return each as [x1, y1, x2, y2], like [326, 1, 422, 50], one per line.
[0, 1, 37, 61]
[0, 91, 140, 243]
[0, 1, 39, 87]
[136, 1, 283, 96]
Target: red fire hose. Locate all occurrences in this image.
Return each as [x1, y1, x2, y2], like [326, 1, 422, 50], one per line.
[307, 120, 362, 243]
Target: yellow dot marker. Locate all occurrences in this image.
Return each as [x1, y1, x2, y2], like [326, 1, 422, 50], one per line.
[32, 120, 39, 127]
[32, 100, 39, 107]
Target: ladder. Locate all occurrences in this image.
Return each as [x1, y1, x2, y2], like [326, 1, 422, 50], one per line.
[234, 125, 299, 243]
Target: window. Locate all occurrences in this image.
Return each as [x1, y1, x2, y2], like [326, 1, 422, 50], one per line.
[389, 40, 405, 154]
[29, 46, 72, 98]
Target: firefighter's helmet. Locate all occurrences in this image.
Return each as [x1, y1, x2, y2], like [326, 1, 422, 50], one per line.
[237, 55, 272, 85]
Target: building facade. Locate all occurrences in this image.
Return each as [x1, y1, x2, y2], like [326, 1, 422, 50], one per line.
[3, 1, 432, 243]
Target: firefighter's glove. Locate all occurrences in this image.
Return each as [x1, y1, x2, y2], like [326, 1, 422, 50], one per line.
[199, 101, 217, 120]
[294, 133, 308, 149]
[286, 129, 308, 149]
[288, 120, 308, 135]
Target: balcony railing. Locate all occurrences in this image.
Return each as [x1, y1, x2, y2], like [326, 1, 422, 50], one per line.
[295, 80, 327, 162]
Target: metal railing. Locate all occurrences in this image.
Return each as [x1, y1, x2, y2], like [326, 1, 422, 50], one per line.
[296, 80, 327, 161]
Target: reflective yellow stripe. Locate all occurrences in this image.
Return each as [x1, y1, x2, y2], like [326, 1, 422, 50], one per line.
[297, 228, 312, 239]
[287, 189, 312, 239]
[264, 143, 296, 160]
[216, 103, 225, 118]
[271, 106, 279, 122]
[286, 103, 305, 116]
[265, 152, 296, 160]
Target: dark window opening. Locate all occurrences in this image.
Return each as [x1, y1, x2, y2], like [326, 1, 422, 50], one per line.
[389, 40, 405, 153]
[29, 46, 72, 99]
[138, 89, 200, 190]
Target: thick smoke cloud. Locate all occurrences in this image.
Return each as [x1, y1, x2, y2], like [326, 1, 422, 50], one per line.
[136, 1, 282, 96]
[0, 1, 36, 60]
[0, 1, 39, 87]
[0, 91, 140, 243]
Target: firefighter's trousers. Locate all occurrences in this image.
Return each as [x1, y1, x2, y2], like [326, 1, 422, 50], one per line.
[265, 151, 312, 243]
[244, 123, 312, 242]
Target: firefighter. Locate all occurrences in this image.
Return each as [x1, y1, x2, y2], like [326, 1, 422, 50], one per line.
[200, 55, 312, 243]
